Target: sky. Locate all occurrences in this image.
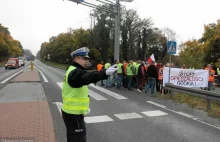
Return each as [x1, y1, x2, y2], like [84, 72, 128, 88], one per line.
[0, 0, 219, 56]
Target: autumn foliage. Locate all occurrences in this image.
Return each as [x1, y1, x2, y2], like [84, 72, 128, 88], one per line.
[0, 24, 22, 61]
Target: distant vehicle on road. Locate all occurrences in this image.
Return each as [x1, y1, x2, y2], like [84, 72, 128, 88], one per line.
[26, 56, 30, 61]
[5, 58, 19, 69]
[18, 57, 25, 66]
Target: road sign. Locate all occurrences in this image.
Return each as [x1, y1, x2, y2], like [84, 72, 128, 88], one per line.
[167, 41, 177, 55]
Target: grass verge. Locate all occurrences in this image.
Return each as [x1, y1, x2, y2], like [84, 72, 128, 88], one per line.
[156, 93, 220, 120]
[42, 61, 68, 70]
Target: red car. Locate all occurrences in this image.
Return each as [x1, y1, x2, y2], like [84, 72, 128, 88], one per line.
[5, 58, 19, 69]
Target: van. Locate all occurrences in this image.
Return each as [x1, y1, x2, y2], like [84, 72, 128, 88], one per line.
[18, 57, 25, 66]
[19, 59, 25, 66]
[5, 58, 19, 69]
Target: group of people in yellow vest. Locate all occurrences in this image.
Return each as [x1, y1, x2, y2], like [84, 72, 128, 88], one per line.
[97, 59, 165, 95]
[97, 61, 220, 94]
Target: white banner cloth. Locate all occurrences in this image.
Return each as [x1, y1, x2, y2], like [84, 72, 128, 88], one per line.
[163, 67, 209, 87]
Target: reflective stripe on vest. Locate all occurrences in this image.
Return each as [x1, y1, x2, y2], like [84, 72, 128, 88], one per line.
[135, 64, 140, 75]
[62, 66, 89, 115]
[104, 63, 111, 69]
[126, 64, 133, 75]
[117, 63, 123, 74]
[217, 68, 220, 75]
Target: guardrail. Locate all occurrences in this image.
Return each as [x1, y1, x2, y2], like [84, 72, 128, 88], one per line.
[165, 83, 220, 111]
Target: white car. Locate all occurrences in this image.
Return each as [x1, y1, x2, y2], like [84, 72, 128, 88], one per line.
[19, 59, 25, 66]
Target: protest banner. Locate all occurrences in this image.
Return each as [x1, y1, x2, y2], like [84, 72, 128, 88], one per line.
[163, 67, 209, 87]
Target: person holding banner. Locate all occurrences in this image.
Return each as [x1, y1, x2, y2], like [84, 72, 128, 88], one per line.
[205, 64, 215, 91]
[158, 64, 164, 94]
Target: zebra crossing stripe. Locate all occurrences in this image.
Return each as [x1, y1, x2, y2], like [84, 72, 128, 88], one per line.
[142, 110, 168, 117]
[84, 115, 114, 123]
[53, 102, 62, 115]
[114, 113, 143, 120]
[89, 89, 108, 100]
[89, 84, 127, 99]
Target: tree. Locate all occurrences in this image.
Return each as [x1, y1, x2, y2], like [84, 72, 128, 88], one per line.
[89, 4, 115, 62]
[179, 40, 204, 68]
[121, 9, 151, 60]
[0, 24, 22, 61]
[202, 22, 220, 66]
[145, 28, 168, 62]
[162, 27, 177, 41]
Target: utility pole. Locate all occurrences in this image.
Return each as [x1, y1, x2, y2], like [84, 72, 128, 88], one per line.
[114, 0, 120, 61]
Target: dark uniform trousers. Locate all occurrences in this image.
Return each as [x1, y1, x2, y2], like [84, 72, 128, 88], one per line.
[62, 110, 87, 142]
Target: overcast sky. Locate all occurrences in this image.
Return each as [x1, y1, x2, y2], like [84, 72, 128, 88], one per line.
[0, 0, 219, 56]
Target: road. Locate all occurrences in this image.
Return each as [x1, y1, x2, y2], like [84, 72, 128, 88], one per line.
[0, 60, 220, 142]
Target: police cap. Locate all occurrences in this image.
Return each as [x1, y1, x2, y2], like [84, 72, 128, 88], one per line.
[70, 47, 90, 59]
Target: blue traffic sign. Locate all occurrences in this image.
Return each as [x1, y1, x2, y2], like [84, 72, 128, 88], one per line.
[167, 41, 177, 55]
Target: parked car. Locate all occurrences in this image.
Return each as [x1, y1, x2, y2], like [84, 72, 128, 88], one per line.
[5, 58, 19, 69]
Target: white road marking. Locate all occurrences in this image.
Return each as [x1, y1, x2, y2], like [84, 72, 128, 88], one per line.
[142, 110, 168, 117]
[147, 101, 166, 108]
[192, 118, 220, 130]
[214, 124, 220, 128]
[89, 84, 127, 99]
[1, 69, 23, 83]
[114, 113, 143, 120]
[57, 82, 63, 89]
[35, 67, 48, 82]
[176, 112, 194, 118]
[53, 102, 62, 115]
[84, 115, 114, 123]
[146, 101, 220, 130]
[56, 82, 108, 100]
[89, 90, 108, 100]
[53, 102, 113, 123]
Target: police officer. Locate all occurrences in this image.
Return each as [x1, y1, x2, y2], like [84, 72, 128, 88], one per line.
[61, 47, 117, 142]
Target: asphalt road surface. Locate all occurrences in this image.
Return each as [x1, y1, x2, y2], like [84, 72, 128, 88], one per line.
[0, 60, 220, 142]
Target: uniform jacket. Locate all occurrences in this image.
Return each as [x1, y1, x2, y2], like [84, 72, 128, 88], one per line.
[68, 62, 108, 88]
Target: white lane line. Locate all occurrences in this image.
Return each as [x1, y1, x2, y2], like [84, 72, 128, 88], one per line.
[53, 102, 62, 115]
[56, 82, 108, 100]
[176, 112, 194, 118]
[84, 115, 113, 123]
[1, 69, 23, 83]
[114, 113, 143, 120]
[147, 101, 166, 108]
[35, 67, 48, 82]
[142, 110, 168, 117]
[89, 84, 127, 99]
[192, 118, 220, 130]
[214, 124, 220, 128]
[89, 89, 108, 100]
[146, 101, 220, 130]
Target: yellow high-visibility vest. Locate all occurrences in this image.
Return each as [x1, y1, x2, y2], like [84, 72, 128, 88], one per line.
[62, 66, 89, 115]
